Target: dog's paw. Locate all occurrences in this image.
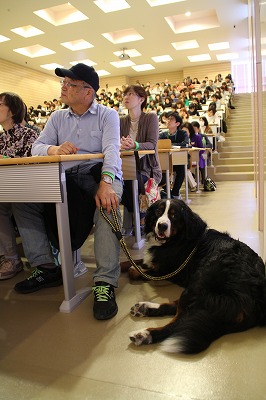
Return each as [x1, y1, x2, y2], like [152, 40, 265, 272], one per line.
[130, 302, 160, 317]
[128, 329, 152, 346]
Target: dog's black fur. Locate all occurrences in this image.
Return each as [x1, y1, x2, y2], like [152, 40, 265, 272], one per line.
[129, 199, 266, 354]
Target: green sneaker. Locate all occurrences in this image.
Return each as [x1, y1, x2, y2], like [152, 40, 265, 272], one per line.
[92, 281, 118, 320]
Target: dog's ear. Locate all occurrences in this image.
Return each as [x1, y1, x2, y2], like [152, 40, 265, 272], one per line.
[180, 202, 207, 240]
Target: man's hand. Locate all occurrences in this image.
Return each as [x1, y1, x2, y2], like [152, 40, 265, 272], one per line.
[48, 141, 79, 155]
[95, 181, 119, 214]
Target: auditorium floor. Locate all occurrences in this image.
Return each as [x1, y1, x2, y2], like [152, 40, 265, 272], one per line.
[1, 181, 266, 400]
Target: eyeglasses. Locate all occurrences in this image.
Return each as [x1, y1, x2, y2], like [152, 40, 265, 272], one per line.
[60, 80, 92, 89]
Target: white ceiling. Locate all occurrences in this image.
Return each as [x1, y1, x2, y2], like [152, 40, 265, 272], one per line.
[0, 0, 264, 79]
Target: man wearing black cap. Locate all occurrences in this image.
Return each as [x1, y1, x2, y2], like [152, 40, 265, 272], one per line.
[13, 64, 123, 320]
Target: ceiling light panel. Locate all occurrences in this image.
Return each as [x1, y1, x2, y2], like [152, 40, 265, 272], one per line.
[13, 45, 55, 58]
[102, 28, 143, 44]
[132, 64, 155, 72]
[146, 0, 186, 6]
[172, 40, 199, 50]
[61, 40, 94, 51]
[96, 70, 110, 76]
[110, 60, 135, 68]
[216, 53, 239, 60]
[151, 55, 173, 62]
[165, 9, 219, 34]
[11, 26, 44, 38]
[34, 3, 88, 26]
[0, 35, 10, 43]
[94, 0, 130, 13]
[208, 42, 230, 51]
[40, 63, 64, 71]
[187, 54, 211, 62]
[70, 59, 97, 66]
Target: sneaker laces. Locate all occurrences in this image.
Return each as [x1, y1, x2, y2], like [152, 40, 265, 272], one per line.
[28, 268, 44, 280]
[92, 285, 112, 302]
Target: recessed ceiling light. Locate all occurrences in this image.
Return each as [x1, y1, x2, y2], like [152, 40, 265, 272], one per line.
[208, 42, 230, 51]
[110, 60, 135, 68]
[94, 0, 130, 13]
[185, 11, 191, 17]
[172, 40, 199, 50]
[102, 28, 143, 44]
[70, 59, 97, 66]
[216, 53, 239, 60]
[11, 26, 44, 38]
[40, 63, 64, 71]
[60, 40, 94, 51]
[0, 35, 10, 43]
[132, 64, 155, 72]
[146, 0, 185, 6]
[165, 9, 219, 34]
[13, 45, 55, 58]
[34, 3, 88, 26]
[151, 55, 173, 62]
[96, 70, 111, 76]
[187, 54, 211, 62]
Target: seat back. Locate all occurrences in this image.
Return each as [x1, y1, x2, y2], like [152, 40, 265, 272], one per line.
[157, 138, 171, 149]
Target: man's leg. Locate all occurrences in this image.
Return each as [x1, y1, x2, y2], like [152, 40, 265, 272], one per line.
[172, 165, 185, 198]
[12, 203, 61, 293]
[92, 179, 123, 320]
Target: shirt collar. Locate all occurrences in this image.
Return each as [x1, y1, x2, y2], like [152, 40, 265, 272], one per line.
[67, 99, 98, 117]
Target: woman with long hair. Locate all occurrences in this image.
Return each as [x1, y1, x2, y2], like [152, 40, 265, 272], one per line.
[120, 85, 162, 233]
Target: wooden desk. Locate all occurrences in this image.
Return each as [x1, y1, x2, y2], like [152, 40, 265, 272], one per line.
[0, 154, 103, 313]
[158, 147, 202, 203]
[0, 150, 153, 311]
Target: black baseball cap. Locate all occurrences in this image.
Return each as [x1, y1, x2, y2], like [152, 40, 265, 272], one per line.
[55, 63, 99, 92]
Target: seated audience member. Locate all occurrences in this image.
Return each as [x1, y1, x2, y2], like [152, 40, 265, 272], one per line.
[204, 103, 220, 126]
[187, 103, 199, 117]
[120, 85, 162, 231]
[0, 92, 39, 280]
[210, 93, 221, 109]
[159, 113, 189, 199]
[12, 64, 123, 321]
[159, 112, 168, 130]
[195, 90, 206, 105]
[191, 120, 213, 167]
[199, 116, 213, 135]
[182, 121, 206, 184]
[21, 103, 42, 134]
[179, 107, 190, 122]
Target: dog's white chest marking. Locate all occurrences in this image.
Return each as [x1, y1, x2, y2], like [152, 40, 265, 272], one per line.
[155, 199, 171, 237]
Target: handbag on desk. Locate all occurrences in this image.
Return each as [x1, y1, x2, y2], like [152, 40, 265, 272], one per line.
[134, 151, 160, 213]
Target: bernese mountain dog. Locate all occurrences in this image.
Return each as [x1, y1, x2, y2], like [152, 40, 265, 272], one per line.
[128, 199, 266, 354]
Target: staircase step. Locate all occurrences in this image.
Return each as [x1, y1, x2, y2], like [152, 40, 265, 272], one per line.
[219, 145, 253, 152]
[212, 156, 254, 165]
[213, 172, 254, 182]
[217, 151, 254, 158]
[215, 164, 254, 173]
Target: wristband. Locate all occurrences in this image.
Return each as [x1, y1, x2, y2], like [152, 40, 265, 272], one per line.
[135, 141, 139, 150]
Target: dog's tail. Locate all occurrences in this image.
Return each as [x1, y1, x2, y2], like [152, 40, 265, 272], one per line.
[160, 310, 225, 354]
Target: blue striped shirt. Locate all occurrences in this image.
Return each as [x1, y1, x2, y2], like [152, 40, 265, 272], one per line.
[32, 101, 122, 179]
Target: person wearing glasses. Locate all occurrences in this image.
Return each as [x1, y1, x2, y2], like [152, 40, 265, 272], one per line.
[12, 64, 123, 321]
[0, 92, 39, 280]
[120, 85, 162, 234]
